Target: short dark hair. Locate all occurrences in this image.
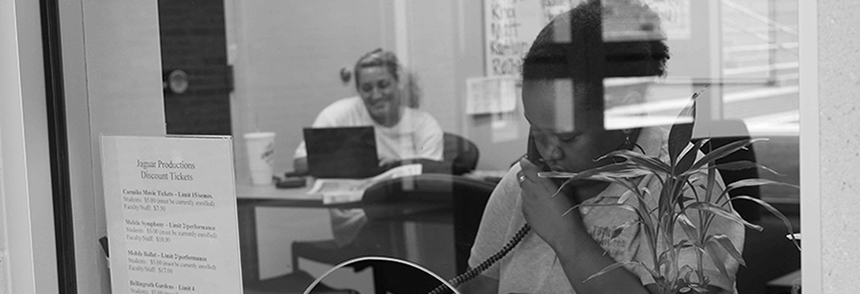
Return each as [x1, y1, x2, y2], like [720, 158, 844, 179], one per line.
[522, 0, 670, 81]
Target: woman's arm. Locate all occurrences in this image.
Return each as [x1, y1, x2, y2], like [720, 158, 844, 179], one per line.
[293, 157, 309, 175]
[518, 158, 651, 294]
[412, 112, 444, 160]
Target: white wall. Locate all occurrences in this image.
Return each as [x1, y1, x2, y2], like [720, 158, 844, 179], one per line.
[225, 0, 396, 279]
[403, 0, 460, 133]
[60, 0, 166, 293]
[817, 0, 860, 291]
[0, 111, 6, 294]
[0, 0, 59, 293]
[228, 0, 397, 177]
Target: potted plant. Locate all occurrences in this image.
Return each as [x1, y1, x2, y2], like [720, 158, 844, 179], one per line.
[541, 90, 801, 293]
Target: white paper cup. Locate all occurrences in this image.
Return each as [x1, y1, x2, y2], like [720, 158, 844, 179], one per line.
[244, 132, 276, 185]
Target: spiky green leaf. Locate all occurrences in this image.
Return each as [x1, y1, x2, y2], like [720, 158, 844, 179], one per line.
[675, 138, 705, 176]
[690, 138, 767, 172]
[689, 283, 709, 293]
[685, 202, 763, 231]
[579, 169, 654, 180]
[730, 195, 801, 251]
[542, 168, 644, 201]
[719, 178, 799, 201]
[612, 220, 640, 239]
[537, 171, 578, 178]
[680, 265, 696, 282]
[668, 91, 701, 165]
[705, 160, 717, 204]
[563, 202, 638, 217]
[674, 239, 693, 250]
[703, 240, 734, 282]
[618, 190, 633, 204]
[682, 160, 784, 177]
[583, 261, 653, 283]
[707, 234, 746, 267]
[540, 162, 652, 181]
[676, 214, 700, 244]
[596, 149, 672, 174]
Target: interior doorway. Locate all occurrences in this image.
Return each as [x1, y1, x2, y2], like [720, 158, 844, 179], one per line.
[159, 0, 232, 135]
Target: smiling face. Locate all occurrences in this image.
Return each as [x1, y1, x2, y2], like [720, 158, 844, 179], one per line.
[356, 66, 402, 127]
[523, 79, 628, 177]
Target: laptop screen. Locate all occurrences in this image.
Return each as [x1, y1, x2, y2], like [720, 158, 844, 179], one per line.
[303, 126, 380, 178]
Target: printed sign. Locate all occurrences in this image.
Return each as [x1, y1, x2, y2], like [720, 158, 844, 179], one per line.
[101, 135, 242, 294]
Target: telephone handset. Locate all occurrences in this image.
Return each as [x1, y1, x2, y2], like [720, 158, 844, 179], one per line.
[426, 133, 542, 294]
[527, 134, 552, 172]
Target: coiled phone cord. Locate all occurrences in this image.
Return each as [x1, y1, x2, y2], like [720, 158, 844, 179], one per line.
[427, 223, 531, 294]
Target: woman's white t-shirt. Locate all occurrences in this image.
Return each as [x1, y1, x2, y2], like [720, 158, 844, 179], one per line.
[294, 96, 444, 245]
[293, 96, 443, 162]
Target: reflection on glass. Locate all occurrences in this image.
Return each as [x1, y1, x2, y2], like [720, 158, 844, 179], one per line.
[147, 0, 802, 293]
[303, 256, 457, 294]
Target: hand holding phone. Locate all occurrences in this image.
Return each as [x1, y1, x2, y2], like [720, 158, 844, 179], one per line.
[526, 135, 551, 172]
[518, 157, 583, 249]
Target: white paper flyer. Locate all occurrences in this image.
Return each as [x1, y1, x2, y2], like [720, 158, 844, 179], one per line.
[310, 164, 423, 204]
[101, 135, 243, 294]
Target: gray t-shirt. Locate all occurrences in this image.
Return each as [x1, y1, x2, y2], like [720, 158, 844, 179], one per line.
[468, 127, 744, 293]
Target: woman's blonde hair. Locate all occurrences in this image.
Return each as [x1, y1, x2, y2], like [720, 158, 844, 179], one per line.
[354, 48, 421, 108]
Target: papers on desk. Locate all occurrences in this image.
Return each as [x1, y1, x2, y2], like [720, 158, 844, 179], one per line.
[310, 164, 423, 204]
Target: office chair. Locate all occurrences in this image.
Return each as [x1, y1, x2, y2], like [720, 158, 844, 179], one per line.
[442, 132, 480, 175]
[693, 123, 762, 222]
[382, 132, 479, 175]
[291, 174, 496, 294]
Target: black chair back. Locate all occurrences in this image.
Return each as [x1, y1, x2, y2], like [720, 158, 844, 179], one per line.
[443, 133, 479, 175]
[693, 120, 762, 222]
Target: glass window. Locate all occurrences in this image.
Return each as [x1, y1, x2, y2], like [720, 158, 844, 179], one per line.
[61, 0, 803, 293]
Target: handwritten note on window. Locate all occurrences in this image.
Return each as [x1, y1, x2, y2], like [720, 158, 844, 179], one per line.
[482, 0, 690, 77]
[483, 0, 579, 77]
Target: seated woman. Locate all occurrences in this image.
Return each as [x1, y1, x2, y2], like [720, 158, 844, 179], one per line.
[460, 1, 744, 294]
[293, 49, 444, 245]
[293, 48, 443, 175]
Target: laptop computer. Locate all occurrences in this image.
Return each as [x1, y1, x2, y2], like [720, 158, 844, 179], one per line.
[303, 126, 380, 178]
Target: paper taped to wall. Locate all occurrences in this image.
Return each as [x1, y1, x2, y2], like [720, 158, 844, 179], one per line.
[466, 76, 519, 115]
